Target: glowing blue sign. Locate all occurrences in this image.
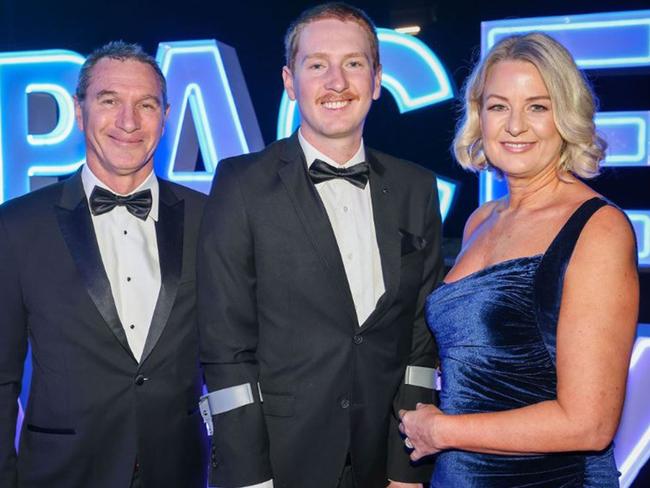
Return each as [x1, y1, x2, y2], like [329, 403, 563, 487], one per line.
[437, 176, 457, 223]
[616, 335, 650, 486]
[376, 29, 454, 113]
[155, 40, 263, 194]
[595, 112, 649, 166]
[276, 28, 454, 139]
[0, 50, 85, 203]
[483, 10, 650, 69]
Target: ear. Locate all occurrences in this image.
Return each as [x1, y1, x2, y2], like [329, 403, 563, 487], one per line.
[282, 66, 297, 101]
[372, 64, 382, 101]
[160, 104, 169, 136]
[161, 103, 170, 132]
[74, 96, 85, 131]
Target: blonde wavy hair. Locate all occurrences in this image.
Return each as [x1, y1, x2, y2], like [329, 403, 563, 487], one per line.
[453, 32, 606, 179]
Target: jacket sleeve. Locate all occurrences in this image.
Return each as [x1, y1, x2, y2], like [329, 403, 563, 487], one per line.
[387, 174, 444, 483]
[0, 211, 28, 488]
[197, 159, 273, 488]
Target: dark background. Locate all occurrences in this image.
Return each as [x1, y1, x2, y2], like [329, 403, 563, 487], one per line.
[2, 0, 649, 485]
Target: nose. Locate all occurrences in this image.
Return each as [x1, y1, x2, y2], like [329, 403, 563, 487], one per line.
[506, 109, 527, 137]
[116, 103, 139, 133]
[324, 65, 348, 92]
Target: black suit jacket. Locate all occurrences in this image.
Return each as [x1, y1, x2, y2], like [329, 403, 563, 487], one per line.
[0, 171, 208, 488]
[198, 134, 443, 488]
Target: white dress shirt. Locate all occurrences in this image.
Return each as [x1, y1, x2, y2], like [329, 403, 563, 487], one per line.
[82, 165, 161, 362]
[299, 130, 385, 325]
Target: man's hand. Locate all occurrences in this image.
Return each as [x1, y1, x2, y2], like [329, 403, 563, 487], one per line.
[399, 402, 445, 461]
[387, 481, 423, 488]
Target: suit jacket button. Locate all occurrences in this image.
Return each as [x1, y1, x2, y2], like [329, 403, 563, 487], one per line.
[353, 335, 363, 345]
[134, 375, 146, 386]
[340, 398, 350, 409]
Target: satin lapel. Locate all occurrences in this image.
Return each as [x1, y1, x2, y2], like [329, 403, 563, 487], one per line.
[277, 136, 358, 325]
[55, 171, 135, 360]
[140, 181, 183, 364]
[360, 151, 401, 330]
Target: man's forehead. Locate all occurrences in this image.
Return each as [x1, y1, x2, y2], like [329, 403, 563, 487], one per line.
[297, 18, 371, 52]
[87, 58, 162, 96]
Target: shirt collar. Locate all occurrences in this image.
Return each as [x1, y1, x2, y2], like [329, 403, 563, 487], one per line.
[82, 164, 159, 222]
[298, 129, 366, 169]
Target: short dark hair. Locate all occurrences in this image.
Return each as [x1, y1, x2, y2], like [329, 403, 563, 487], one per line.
[76, 41, 167, 107]
[284, 2, 380, 72]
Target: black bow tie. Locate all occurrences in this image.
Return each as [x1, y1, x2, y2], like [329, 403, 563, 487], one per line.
[89, 186, 153, 221]
[308, 159, 370, 189]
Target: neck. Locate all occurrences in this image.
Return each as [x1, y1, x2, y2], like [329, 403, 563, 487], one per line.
[87, 162, 153, 195]
[503, 167, 574, 210]
[301, 130, 362, 166]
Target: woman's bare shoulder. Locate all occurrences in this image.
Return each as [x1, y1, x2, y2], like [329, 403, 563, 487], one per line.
[462, 199, 501, 244]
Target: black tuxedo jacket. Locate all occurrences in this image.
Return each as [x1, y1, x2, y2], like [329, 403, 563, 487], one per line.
[198, 134, 443, 488]
[0, 171, 208, 488]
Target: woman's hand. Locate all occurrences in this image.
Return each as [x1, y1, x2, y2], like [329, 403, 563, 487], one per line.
[399, 403, 445, 461]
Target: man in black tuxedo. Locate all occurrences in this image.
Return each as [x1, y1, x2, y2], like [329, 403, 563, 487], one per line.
[0, 42, 208, 488]
[198, 3, 443, 488]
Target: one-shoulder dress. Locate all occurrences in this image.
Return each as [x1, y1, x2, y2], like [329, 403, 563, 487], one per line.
[425, 197, 619, 487]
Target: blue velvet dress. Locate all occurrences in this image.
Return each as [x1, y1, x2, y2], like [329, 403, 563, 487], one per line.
[425, 197, 619, 487]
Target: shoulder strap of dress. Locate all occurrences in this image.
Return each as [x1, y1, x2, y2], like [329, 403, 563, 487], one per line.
[534, 197, 608, 365]
[544, 197, 608, 261]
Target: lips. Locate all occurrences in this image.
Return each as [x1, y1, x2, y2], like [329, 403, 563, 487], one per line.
[109, 134, 143, 145]
[322, 100, 350, 109]
[318, 92, 359, 110]
[501, 141, 535, 152]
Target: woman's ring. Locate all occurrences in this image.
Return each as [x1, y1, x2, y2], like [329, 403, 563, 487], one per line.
[404, 438, 413, 449]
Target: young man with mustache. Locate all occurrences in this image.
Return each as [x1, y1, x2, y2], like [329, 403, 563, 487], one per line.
[198, 3, 443, 487]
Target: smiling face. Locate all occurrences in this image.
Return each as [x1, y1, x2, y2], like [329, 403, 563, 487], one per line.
[75, 58, 168, 192]
[480, 60, 564, 179]
[282, 18, 381, 152]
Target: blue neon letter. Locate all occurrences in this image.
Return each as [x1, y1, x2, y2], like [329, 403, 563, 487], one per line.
[155, 40, 264, 194]
[0, 50, 85, 203]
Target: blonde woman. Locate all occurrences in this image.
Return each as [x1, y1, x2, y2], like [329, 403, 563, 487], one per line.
[400, 33, 638, 487]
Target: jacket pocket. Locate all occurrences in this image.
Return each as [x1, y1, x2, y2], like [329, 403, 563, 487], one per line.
[26, 424, 76, 435]
[261, 392, 295, 417]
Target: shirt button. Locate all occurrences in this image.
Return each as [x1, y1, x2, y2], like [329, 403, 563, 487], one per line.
[134, 375, 146, 386]
[353, 335, 363, 345]
[340, 398, 350, 409]
[127, 277, 132, 282]
[123, 230, 128, 235]
[343, 206, 349, 212]
[130, 324, 135, 330]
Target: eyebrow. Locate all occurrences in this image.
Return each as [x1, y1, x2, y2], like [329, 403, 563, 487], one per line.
[300, 51, 369, 65]
[484, 94, 551, 102]
[95, 89, 118, 99]
[95, 90, 161, 105]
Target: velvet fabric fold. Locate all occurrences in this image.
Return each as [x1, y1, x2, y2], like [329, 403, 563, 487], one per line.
[425, 198, 619, 487]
